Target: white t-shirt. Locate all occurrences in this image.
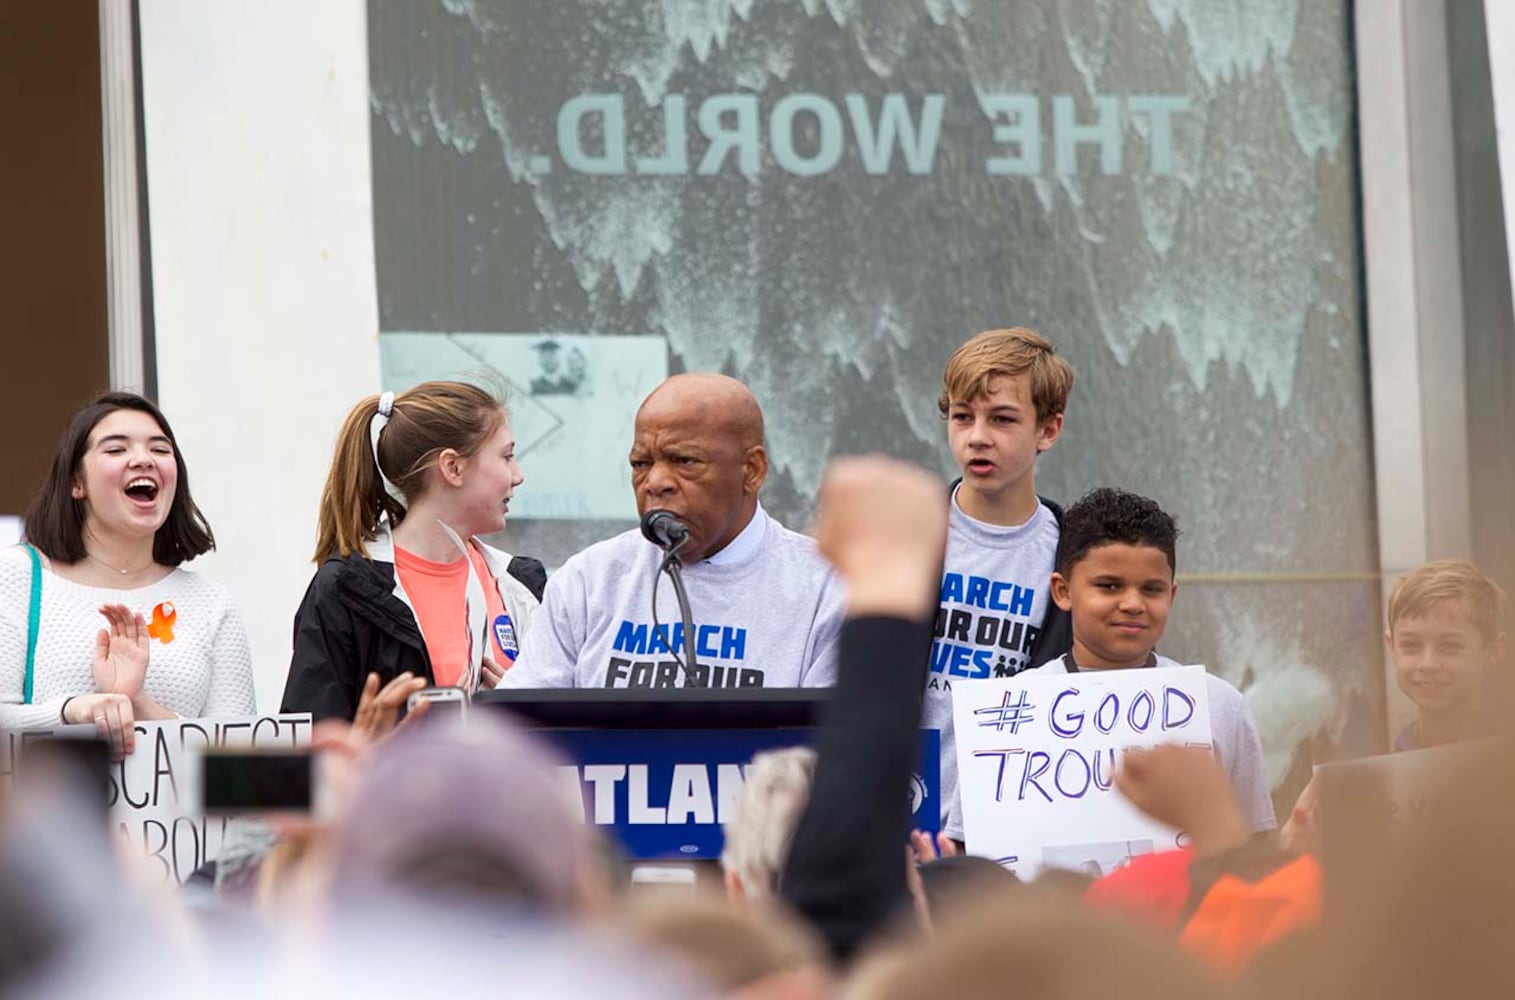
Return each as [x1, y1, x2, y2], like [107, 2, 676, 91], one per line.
[929, 491, 1060, 840]
[0, 547, 256, 727]
[1029, 652, 1277, 833]
[505, 506, 844, 689]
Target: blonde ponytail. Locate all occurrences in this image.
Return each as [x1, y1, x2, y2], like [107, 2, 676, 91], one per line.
[313, 395, 405, 562]
[312, 382, 506, 563]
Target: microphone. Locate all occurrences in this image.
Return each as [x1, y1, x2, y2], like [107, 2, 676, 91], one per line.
[641, 509, 699, 686]
[640, 509, 690, 551]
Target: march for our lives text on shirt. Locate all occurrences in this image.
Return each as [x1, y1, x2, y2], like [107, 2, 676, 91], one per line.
[925, 494, 1060, 840]
[928, 498, 1058, 694]
[605, 619, 760, 688]
[932, 571, 1042, 679]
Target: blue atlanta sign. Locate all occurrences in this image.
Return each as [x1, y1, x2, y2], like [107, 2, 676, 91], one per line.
[542, 727, 941, 859]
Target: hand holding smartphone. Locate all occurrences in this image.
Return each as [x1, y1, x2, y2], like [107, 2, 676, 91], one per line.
[406, 685, 468, 722]
[201, 748, 314, 816]
[630, 864, 698, 897]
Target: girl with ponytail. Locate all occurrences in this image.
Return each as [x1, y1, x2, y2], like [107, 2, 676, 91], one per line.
[280, 382, 546, 720]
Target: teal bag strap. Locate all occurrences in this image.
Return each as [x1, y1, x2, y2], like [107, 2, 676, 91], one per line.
[23, 544, 41, 704]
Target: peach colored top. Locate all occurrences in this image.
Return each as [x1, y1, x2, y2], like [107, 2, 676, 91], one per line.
[394, 543, 517, 688]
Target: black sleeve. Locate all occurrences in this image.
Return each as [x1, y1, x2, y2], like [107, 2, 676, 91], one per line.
[506, 555, 548, 601]
[1026, 495, 1073, 667]
[779, 615, 932, 964]
[280, 567, 361, 721]
[1026, 602, 1073, 667]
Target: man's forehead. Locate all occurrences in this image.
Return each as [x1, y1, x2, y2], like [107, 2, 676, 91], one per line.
[631, 419, 727, 451]
[637, 396, 734, 433]
[635, 375, 763, 449]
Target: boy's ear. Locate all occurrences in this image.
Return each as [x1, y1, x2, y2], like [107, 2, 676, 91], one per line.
[1035, 412, 1064, 453]
[1050, 570, 1072, 611]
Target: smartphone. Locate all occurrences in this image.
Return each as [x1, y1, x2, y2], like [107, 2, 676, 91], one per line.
[407, 685, 467, 721]
[629, 863, 698, 897]
[20, 733, 112, 820]
[201, 748, 313, 816]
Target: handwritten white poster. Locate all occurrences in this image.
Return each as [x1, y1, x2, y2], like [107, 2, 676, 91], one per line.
[1, 714, 312, 886]
[952, 665, 1212, 879]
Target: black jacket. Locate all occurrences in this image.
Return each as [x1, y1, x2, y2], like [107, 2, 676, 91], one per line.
[946, 481, 1073, 670]
[1025, 494, 1073, 667]
[279, 552, 547, 721]
[781, 616, 931, 963]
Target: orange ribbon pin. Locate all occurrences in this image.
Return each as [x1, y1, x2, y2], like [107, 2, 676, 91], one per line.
[147, 602, 177, 644]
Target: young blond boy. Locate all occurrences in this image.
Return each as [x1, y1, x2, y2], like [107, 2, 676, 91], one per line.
[929, 328, 1075, 843]
[1386, 560, 1506, 751]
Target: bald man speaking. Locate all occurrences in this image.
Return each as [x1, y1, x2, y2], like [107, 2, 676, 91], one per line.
[504, 374, 845, 689]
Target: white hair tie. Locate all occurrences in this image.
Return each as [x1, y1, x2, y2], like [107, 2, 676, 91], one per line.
[368, 392, 405, 507]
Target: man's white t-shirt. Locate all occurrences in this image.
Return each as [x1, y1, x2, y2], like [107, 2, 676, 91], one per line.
[505, 505, 844, 689]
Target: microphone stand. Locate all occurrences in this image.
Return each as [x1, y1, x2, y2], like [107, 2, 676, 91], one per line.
[659, 539, 700, 686]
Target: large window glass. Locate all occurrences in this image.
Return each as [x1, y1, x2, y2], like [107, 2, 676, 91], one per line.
[369, 0, 1377, 803]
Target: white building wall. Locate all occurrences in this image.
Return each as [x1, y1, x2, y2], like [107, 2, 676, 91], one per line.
[139, 0, 379, 710]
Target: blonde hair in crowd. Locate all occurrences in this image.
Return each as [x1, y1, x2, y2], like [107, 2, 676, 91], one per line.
[1386, 559, 1506, 644]
[618, 894, 829, 994]
[720, 746, 817, 900]
[313, 380, 506, 563]
[937, 327, 1075, 423]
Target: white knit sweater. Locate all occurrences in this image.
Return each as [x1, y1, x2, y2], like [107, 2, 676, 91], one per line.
[0, 546, 256, 727]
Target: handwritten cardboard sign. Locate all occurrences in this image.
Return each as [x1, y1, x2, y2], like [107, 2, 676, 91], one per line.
[1, 715, 312, 885]
[1315, 742, 1482, 841]
[952, 665, 1212, 879]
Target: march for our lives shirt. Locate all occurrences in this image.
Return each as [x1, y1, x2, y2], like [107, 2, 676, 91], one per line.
[504, 505, 844, 690]
[928, 488, 1059, 840]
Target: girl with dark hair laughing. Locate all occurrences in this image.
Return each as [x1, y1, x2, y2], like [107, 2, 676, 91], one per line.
[1, 392, 254, 757]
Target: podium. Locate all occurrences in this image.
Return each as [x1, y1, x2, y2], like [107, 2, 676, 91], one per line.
[477, 688, 940, 860]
